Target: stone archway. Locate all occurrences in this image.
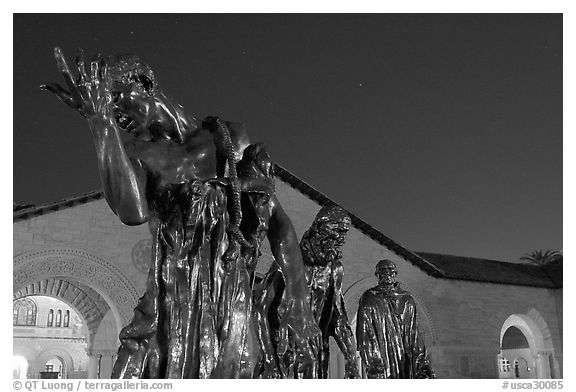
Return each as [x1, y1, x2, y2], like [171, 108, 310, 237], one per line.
[36, 348, 74, 378]
[513, 357, 530, 378]
[14, 278, 109, 350]
[499, 310, 559, 379]
[14, 248, 139, 328]
[13, 248, 141, 378]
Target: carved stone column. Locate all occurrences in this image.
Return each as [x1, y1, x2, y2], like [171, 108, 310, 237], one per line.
[99, 352, 115, 379]
[87, 354, 100, 379]
[536, 351, 552, 379]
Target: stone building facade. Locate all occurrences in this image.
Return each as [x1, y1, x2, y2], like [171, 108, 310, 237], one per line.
[13, 165, 562, 379]
[13, 296, 90, 378]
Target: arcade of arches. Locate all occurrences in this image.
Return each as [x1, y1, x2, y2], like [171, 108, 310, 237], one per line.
[14, 296, 89, 378]
[13, 174, 563, 379]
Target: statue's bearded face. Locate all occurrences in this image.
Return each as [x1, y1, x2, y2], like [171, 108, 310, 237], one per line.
[311, 219, 350, 263]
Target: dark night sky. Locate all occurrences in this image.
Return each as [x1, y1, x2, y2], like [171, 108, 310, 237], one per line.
[13, 14, 562, 262]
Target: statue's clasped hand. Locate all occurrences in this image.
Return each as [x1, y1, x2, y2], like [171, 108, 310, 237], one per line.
[41, 47, 114, 120]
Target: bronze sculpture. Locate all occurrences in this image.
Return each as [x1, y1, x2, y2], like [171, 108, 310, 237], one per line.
[254, 205, 359, 378]
[299, 206, 360, 378]
[42, 48, 321, 379]
[356, 259, 434, 379]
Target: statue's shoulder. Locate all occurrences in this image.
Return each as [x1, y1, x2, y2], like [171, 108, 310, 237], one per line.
[359, 287, 381, 302]
[395, 288, 417, 306]
[394, 286, 410, 295]
[394, 285, 412, 296]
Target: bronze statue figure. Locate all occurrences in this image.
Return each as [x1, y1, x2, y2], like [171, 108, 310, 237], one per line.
[42, 48, 321, 379]
[299, 206, 360, 378]
[254, 205, 359, 378]
[356, 259, 434, 379]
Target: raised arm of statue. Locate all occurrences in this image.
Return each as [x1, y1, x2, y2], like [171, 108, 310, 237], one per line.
[42, 48, 149, 225]
[267, 196, 321, 377]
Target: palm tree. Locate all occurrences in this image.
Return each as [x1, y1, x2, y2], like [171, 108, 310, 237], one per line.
[520, 249, 561, 266]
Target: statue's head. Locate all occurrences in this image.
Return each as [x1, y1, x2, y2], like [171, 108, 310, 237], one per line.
[301, 205, 351, 265]
[106, 54, 156, 95]
[375, 259, 398, 287]
[105, 54, 192, 143]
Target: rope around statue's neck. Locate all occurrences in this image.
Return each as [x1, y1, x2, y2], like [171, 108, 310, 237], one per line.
[209, 117, 254, 265]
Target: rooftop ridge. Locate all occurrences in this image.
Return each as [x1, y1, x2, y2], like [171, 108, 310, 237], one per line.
[13, 190, 104, 222]
[273, 164, 446, 279]
[415, 251, 522, 265]
[415, 251, 562, 289]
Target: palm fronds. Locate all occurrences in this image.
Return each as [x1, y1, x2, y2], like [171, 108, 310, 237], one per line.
[520, 249, 561, 265]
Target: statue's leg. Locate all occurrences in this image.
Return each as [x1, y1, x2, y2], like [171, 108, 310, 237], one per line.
[112, 291, 160, 378]
[253, 270, 284, 378]
[113, 227, 165, 379]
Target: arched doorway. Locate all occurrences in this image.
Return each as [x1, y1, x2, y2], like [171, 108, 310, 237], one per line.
[13, 356, 28, 379]
[499, 311, 559, 379]
[514, 357, 530, 379]
[44, 357, 65, 378]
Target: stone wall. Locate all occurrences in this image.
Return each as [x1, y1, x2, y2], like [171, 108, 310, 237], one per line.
[14, 201, 150, 296]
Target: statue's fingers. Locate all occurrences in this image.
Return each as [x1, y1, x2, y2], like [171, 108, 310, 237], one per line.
[76, 49, 88, 85]
[98, 63, 113, 102]
[90, 60, 99, 87]
[40, 83, 74, 106]
[98, 60, 107, 81]
[309, 335, 320, 356]
[277, 326, 288, 354]
[54, 47, 77, 90]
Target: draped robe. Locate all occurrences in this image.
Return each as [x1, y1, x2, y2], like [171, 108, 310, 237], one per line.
[112, 179, 263, 379]
[356, 284, 433, 379]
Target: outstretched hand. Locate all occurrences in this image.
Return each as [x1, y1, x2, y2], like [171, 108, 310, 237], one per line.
[41, 47, 113, 119]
